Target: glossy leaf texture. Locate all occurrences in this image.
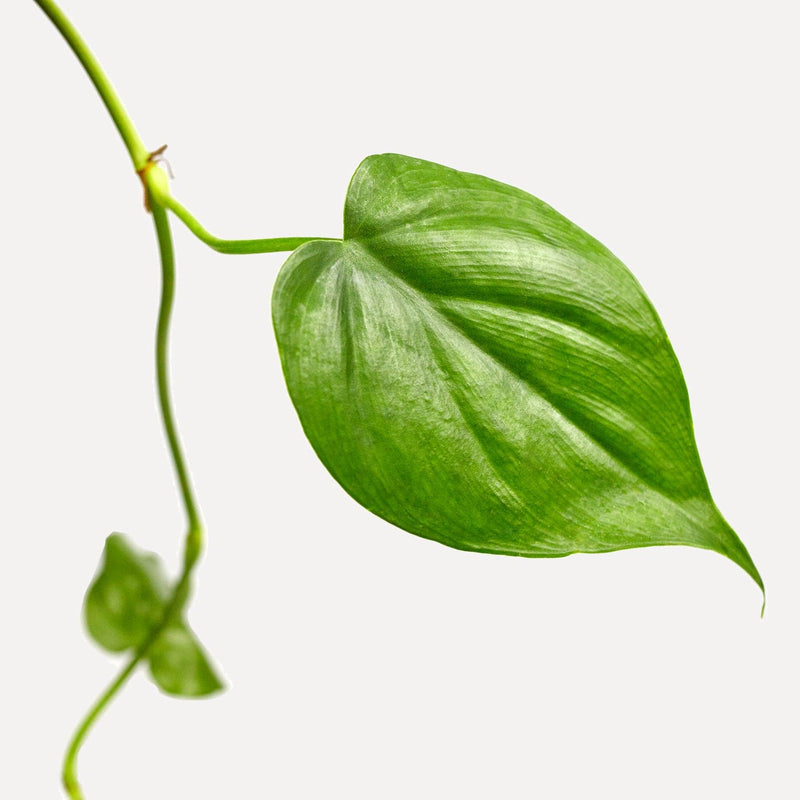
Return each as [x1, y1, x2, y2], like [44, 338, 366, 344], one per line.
[272, 153, 763, 603]
[85, 534, 223, 696]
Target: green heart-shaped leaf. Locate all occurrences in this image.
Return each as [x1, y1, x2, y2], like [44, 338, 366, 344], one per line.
[85, 534, 224, 696]
[148, 623, 223, 698]
[85, 534, 169, 652]
[272, 154, 762, 604]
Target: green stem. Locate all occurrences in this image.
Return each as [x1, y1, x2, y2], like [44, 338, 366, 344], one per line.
[32, 0, 329, 254]
[152, 201, 203, 562]
[62, 199, 201, 799]
[160, 186, 335, 255]
[32, 2, 319, 795]
[62, 654, 139, 800]
[32, 0, 149, 171]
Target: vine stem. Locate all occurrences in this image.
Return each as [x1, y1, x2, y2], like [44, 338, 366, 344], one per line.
[32, 0, 148, 172]
[34, 2, 194, 796]
[62, 199, 199, 800]
[32, 0, 329, 252]
[30, 1, 327, 795]
[62, 655, 137, 800]
[152, 201, 203, 561]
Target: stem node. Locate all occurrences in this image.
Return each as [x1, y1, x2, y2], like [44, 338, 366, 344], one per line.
[136, 145, 170, 211]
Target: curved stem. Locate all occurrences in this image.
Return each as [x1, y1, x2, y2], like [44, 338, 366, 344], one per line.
[32, 0, 329, 256]
[62, 654, 138, 800]
[162, 193, 336, 255]
[32, 0, 149, 171]
[34, 3, 314, 796]
[61, 199, 202, 799]
[152, 201, 203, 561]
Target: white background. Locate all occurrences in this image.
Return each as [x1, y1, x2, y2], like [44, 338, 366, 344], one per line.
[1, 1, 797, 797]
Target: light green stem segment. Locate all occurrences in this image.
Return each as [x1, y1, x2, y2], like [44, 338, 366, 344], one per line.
[152, 202, 203, 563]
[62, 653, 138, 800]
[32, 0, 332, 255]
[32, 0, 149, 171]
[161, 193, 335, 254]
[62, 201, 201, 800]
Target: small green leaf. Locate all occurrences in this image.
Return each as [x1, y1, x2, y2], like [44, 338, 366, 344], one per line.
[84, 534, 224, 694]
[272, 153, 763, 602]
[85, 533, 169, 652]
[148, 624, 224, 697]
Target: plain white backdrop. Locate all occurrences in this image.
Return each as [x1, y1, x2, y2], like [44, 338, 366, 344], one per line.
[1, 0, 797, 797]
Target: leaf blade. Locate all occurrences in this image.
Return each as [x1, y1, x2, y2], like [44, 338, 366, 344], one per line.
[273, 154, 762, 599]
[84, 533, 226, 691]
[147, 623, 224, 698]
[84, 533, 169, 653]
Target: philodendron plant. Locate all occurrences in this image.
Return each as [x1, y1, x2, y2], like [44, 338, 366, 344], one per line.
[31, 1, 764, 798]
